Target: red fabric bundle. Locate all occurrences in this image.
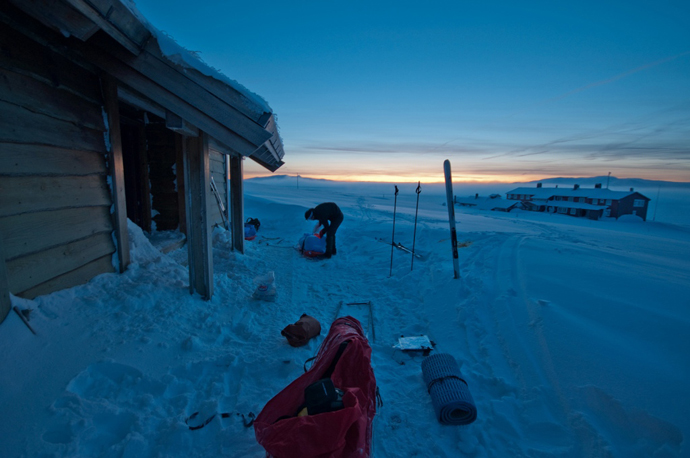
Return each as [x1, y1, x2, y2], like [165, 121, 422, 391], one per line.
[254, 317, 376, 458]
[281, 314, 322, 347]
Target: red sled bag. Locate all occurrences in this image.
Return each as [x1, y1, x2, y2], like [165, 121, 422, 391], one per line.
[254, 317, 376, 458]
[299, 233, 327, 258]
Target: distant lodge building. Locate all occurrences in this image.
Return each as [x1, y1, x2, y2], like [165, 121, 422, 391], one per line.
[505, 183, 650, 220]
[454, 194, 521, 212]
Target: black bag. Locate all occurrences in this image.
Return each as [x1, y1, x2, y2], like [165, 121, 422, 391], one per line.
[246, 217, 260, 231]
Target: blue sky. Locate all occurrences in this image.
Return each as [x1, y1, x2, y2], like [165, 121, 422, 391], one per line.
[133, 0, 690, 183]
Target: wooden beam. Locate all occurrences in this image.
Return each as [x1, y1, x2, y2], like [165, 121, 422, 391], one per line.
[88, 34, 272, 148]
[118, 86, 166, 119]
[0, 233, 10, 324]
[9, 0, 99, 41]
[0, 8, 272, 159]
[183, 132, 213, 299]
[101, 75, 130, 273]
[166, 110, 199, 137]
[225, 155, 231, 231]
[83, 44, 263, 156]
[63, 0, 151, 55]
[0, 18, 103, 104]
[137, 117, 152, 232]
[174, 133, 187, 235]
[229, 155, 244, 254]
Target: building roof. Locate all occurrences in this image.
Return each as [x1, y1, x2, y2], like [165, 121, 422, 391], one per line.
[455, 196, 519, 211]
[11, 0, 285, 171]
[543, 201, 607, 211]
[506, 186, 649, 201]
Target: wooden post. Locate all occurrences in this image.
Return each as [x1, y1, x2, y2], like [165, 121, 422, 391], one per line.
[0, 234, 11, 324]
[174, 133, 187, 235]
[101, 76, 130, 273]
[229, 155, 244, 254]
[183, 132, 213, 299]
[224, 154, 231, 231]
[137, 116, 152, 232]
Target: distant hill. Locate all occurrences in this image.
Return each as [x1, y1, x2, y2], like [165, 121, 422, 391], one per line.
[519, 176, 690, 189]
[247, 175, 331, 185]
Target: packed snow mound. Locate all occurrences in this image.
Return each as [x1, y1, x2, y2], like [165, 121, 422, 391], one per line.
[127, 219, 163, 265]
[617, 214, 644, 223]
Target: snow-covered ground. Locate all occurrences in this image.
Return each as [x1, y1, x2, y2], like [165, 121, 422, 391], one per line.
[1, 178, 688, 457]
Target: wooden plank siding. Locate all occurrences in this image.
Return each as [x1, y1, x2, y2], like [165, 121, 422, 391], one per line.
[0, 206, 114, 267]
[0, 99, 106, 152]
[6, 232, 114, 293]
[20, 255, 114, 299]
[0, 176, 111, 217]
[0, 144, 107, 176]
[0, 67, 104, 131]
[0, 22, 116, 299]
[0, 19, 103, 105]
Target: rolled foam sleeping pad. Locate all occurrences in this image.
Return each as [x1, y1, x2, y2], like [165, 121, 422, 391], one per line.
[421, 353, 477, 425]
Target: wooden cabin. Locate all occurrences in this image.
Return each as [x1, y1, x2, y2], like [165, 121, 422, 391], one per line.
[0, 0, 285, 323]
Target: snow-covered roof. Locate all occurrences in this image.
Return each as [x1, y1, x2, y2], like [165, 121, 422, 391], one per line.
[121, 0, 271, 114]
[15, 0, 285, 171]
[455, 196, 519, 211]
[506, 186, 648, 201]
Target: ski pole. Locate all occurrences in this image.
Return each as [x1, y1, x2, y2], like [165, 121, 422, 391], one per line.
[389, 185, 399, 277]
[411, 181, 421, 271]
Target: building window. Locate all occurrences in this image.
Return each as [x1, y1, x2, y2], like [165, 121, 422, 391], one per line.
[633, 199, 645, 207]
[569, 208, 577, 215]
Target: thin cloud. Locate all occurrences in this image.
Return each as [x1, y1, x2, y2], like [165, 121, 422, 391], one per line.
[544, 51, 690, 105]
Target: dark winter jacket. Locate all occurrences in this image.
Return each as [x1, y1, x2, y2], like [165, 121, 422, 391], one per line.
[309, 202, 343, 234]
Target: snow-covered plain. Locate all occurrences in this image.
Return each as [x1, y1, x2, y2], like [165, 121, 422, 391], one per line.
[1, 177, 689, 458]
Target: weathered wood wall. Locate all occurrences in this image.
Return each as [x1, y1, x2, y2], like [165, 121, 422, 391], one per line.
[0, 24, 116, 299]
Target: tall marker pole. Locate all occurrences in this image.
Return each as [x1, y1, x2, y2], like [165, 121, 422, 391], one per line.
[389, 185, 399, 277]
[411, 181, 421, 271]
[443, 160, 460, 279]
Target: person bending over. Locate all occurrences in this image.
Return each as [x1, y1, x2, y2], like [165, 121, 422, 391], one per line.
[304, 202, 344, 258]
